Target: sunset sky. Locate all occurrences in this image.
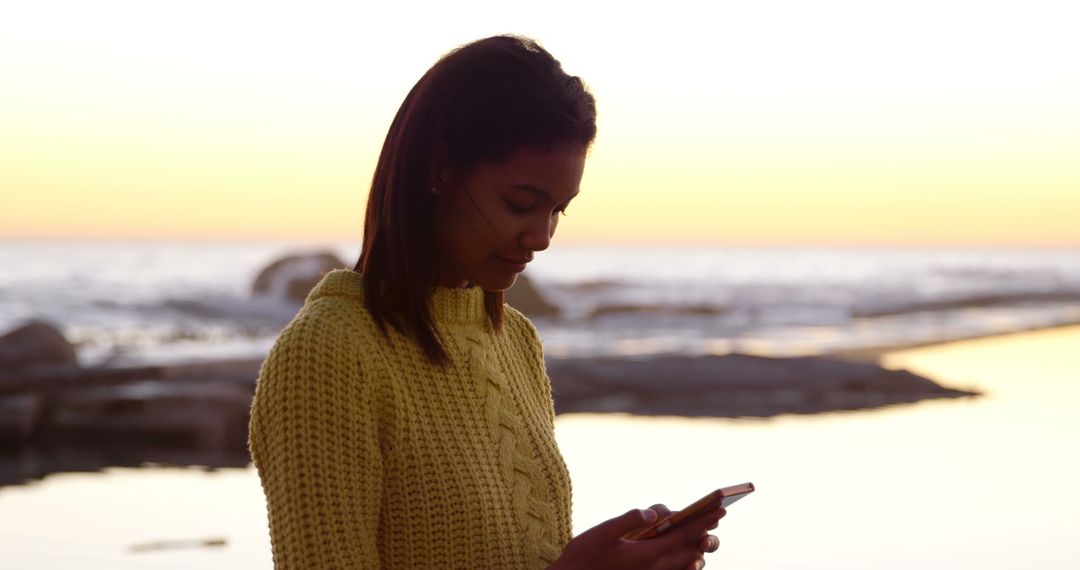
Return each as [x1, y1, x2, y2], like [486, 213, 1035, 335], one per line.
[2, 0, 1078, 246]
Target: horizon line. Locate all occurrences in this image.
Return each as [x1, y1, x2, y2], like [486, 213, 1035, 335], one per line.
[2, 233, 1079, 251]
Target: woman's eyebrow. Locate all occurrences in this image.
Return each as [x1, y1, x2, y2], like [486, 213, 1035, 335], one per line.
[510, 183, 580, 201]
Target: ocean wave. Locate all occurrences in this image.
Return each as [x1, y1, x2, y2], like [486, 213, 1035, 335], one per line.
[4, 242, 1080, 363]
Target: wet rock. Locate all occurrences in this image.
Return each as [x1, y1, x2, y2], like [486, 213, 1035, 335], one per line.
[0, 350, 981, 485]
[252, 252, 347, 303]
[0, 320, 78, 370]
[44, 379, 254, 452]
[506, 272, 560, 317]
[545, 353, 979, 417]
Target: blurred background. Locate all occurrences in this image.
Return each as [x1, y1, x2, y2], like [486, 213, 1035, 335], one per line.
[2, 0, 1078, 568]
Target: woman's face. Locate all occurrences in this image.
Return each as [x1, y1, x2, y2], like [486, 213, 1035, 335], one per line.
[433, 143, 586, 291]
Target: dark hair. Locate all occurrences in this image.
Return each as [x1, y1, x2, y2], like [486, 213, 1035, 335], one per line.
[354, 35, 597, 366]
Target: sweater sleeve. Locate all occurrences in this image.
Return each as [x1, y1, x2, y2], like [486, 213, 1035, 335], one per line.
[248, 312, 384, 568]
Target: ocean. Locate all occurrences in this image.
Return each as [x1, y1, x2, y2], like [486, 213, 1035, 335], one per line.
[2, 240, 1079, 364]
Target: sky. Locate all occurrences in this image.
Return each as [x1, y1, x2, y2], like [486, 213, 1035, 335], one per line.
[2, 0, 1078, 246]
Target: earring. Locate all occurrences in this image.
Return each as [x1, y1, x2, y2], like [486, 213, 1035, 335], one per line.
[431, 186, 439, 195]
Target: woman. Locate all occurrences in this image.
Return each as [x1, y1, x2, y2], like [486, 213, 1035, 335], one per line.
[248, 35, 725, 569]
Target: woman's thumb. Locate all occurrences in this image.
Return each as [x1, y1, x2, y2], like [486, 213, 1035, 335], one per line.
[597, 508, 658, 542]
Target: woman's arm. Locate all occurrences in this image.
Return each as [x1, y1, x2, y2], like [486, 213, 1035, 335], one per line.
[249, 314, 384, 568]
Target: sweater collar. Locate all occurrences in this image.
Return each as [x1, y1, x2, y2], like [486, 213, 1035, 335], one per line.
[430, 283, 488, 326]
[307, 269, 488, 326]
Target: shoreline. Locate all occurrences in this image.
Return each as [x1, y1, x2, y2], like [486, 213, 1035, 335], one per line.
[825, 320, 1080, 363]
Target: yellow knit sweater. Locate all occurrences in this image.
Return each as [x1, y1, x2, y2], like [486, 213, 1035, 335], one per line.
[248, 269, 573, 569]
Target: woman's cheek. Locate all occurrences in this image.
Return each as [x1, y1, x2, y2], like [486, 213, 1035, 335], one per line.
[492, 212, 523, 240]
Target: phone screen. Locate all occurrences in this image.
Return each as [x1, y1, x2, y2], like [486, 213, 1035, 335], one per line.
[720, 489, 753, 508]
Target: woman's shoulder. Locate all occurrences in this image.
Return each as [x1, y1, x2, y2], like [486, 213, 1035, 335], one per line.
[265, 269, 383, 366]
[295, 268, 379, 329]
[502, 303, 542, 343]
[256, 272, 388, 401]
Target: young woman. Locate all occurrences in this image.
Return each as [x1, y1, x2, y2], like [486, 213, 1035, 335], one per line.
[248, 35, 725, 569]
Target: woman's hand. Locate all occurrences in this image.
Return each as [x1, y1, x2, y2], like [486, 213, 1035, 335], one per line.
[649, 503, 722, 569]
[549, 504, 725, 570]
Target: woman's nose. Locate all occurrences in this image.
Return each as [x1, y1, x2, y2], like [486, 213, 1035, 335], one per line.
[519, 215, 553, 252]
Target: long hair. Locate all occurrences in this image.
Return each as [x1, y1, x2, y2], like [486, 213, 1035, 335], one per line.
[355, 35, 597, 366]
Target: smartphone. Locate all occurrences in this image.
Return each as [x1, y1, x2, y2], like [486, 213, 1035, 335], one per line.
[624, 482, 755, 541]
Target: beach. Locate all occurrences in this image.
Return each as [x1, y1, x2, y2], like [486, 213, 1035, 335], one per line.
[2, 325, 1078, 569]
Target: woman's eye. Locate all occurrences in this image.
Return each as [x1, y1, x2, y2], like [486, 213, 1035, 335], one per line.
[506, 200, 534, 213]
[506, 199, 569, 217]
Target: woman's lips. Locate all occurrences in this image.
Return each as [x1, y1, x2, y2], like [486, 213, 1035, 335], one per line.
[495, 256, 528, 273]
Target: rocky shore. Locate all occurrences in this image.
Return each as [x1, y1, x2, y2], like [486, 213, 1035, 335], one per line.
[0, 254, 980, 486]
[546, 352, 976, 417]
[0, 341, 978, 486]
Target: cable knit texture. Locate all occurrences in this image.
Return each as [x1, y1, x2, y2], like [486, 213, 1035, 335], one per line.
[248, 269, 572, 569]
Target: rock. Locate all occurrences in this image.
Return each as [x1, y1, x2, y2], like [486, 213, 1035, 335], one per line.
[0, 349, 982, 485]
[252, 251, 347, 303]
[0, 359, 261, 485]
[0, 320, 78, 370]
[506, 272, 560, 317]
[544, 353, 979, 417]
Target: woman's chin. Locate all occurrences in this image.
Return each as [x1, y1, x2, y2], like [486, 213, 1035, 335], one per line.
[473, 272, 517, 292]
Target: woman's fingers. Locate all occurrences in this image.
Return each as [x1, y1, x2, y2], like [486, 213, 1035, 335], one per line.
[654, 543, 706, 570]
[649, 503, 675, 519]
[660, 533, 714, 570]
[663, 507, 723, 545]
[637, 507, 725, 567]
[699, 534, 720, 553]
[594, 508, 660, 544]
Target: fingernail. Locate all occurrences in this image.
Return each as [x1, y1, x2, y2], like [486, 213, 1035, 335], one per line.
[641, 508, 657, 523]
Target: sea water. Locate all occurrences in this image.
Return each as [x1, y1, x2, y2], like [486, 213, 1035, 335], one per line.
[2, 240, 1079, 364]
